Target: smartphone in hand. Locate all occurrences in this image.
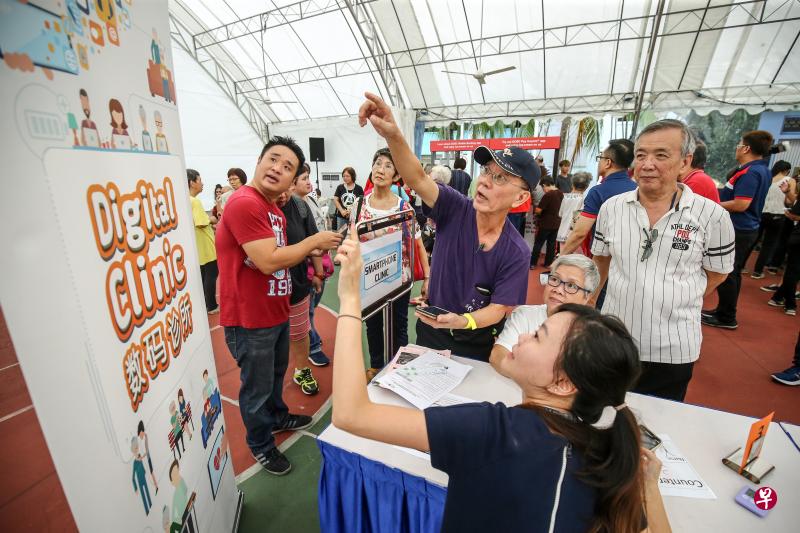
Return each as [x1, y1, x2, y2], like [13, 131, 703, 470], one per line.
[416, 306, 451, 320]
[639, 424, 662, 451]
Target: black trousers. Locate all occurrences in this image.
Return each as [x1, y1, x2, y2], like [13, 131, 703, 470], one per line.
[774, 239, 800, 311]
[415, 319, 498, 362]
[365, 291, 410, 369]
[753, 214, 786, 274]
[716, 229, 759, 322]
[770, 218, 794, 269]
[200, 260, 219, 312]
[531, 228, 558, 267]
[794, 329, 800, 368]
[633, 361, 695, 402]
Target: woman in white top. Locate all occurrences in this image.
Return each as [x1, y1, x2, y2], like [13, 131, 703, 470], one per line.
[352, 148, 430, 381]
[556, 171, 592, 245]
[751, 160, 792, 278]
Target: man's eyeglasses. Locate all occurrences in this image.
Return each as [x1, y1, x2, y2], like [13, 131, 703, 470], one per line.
[641, 228, 659, 261]
[480, 166, 528, 190]
[540, 273, 591, 295]
[595, 154, 613, 163]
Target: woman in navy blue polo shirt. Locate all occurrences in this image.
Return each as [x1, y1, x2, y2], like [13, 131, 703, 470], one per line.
[331, 232, 671, 533]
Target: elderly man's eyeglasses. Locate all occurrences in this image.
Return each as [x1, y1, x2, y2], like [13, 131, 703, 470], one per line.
[641, 228, 659, 261]
[480, 166, 528, 190]
[540, 273, 591, 295]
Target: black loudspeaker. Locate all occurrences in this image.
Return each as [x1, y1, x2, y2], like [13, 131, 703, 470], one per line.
[309, 137, 325, 162]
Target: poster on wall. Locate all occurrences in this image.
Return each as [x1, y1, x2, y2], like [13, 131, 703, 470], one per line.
[0, 1, 239, 531]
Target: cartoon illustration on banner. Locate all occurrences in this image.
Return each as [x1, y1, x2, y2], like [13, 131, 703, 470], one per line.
[0, 0, 238, 531]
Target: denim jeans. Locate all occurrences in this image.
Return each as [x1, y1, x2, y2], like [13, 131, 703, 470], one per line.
[309, 281, 325, 355]
[224, 323, 289, 454]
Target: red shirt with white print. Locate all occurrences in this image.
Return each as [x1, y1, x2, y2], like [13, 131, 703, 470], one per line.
[216, 185, 291, 328]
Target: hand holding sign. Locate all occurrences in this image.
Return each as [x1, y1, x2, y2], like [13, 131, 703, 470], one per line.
[335, 224, 363, 305]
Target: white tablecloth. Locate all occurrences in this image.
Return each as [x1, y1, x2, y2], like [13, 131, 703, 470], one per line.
[319, 357, 799, 531]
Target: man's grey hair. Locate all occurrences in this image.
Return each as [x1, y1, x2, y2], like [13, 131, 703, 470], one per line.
[636, 119, 696, 158]
[549, 254, 600, 293]
[430, 165, 451, 185]
[423, 163, 433, 174]
[570, 171, 592, 191]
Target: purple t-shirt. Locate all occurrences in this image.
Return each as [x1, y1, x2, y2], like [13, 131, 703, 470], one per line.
[425, 184, 530, 313]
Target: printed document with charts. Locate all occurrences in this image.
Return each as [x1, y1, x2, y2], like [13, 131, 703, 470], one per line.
[377, 351, 472, 409]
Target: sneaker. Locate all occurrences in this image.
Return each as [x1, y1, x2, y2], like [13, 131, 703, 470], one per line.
[771, 366, 800, 386]
[273, 413, 313, 434]
[750, 272, 765, 280]
[308, 350, 330, 367]
[760, 284, 780, 292]
[786, 308, 797, 316]
[765, 267, 779, 275]
[768, 298, 786, 308]
[701, 314, 738, 330]
[253, 447, 291, 475]
[293, 368, 319, 395]
[700, 308, 717, 319]
[208, 306, 220, 314]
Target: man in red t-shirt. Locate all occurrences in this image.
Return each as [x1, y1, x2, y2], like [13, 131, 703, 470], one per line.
[215, 136, 342, 475]
[680, 141, 720, 203]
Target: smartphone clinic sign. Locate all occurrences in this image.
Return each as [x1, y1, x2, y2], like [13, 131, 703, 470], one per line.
[360, 231, 403, 310]
[429, 137, 561, 152]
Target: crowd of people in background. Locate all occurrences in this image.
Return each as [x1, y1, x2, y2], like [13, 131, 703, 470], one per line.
[183, 96, 798, 520]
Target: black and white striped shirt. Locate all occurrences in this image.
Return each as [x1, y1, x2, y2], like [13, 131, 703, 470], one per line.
[592, 184, 735, 364]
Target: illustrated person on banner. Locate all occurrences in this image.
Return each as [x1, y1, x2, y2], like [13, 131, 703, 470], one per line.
[131, 437, 152, 515]
[358, 92, 538, 361]
[79, 88, 100, 147]
[215, 136, 342, 475]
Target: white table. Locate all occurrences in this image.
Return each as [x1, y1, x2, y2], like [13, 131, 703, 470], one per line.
[319, 357, 799, 532]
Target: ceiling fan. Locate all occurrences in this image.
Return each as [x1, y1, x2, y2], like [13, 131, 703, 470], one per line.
[442, 65, 516, 85]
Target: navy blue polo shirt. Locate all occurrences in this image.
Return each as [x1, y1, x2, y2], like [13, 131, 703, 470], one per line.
[719, 159, 771, 231]
[425, 402, 596, 532]
[581, 170, 637, 219]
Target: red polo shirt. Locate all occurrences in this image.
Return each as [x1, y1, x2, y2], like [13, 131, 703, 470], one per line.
[682, 169, 720, 203]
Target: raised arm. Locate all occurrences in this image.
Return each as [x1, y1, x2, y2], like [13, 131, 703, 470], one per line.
[358, 92, 440, 208]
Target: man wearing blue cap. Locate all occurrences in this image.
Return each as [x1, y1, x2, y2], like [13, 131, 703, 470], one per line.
[359, 93, 540, 360]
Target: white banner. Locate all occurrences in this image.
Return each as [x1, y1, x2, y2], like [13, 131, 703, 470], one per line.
[0, 1, 238, 531]
[360, 231, 403, 310]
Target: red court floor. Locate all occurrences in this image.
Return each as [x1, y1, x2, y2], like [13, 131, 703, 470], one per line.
[0, 252, 797, 529]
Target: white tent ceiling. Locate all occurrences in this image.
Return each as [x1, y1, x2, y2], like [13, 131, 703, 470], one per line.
[169, 0, 800, 132]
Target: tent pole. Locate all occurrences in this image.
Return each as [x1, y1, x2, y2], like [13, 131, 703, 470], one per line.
[631, 0, 667, 139]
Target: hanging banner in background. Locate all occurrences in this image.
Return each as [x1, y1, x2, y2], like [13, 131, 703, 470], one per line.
[429, 136, 561, 152]
[0, 0, 239, 531]
[360, 231, 403, 310]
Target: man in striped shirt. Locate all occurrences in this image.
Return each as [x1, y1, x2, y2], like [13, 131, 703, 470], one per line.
[591, 119, 735, 401]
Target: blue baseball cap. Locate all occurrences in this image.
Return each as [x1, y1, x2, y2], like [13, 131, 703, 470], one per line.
[473, 146, 541, 191]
